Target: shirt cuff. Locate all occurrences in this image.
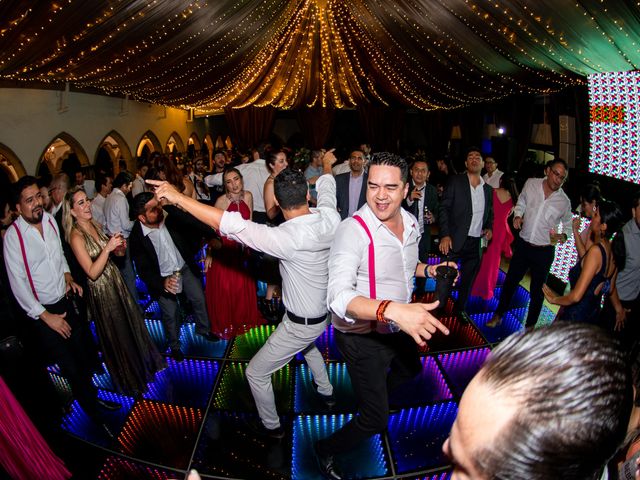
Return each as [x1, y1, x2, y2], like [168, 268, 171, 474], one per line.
[29, 305, 46, 320]
[219, 210, 247, 236]
[329, 289, 359, 324]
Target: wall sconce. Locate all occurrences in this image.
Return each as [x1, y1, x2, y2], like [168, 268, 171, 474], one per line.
[450, 125, 462, 140]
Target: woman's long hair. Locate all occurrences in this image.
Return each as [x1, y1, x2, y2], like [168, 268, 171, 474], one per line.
[500, 173, 519, 204]
[62, 186, 100, 244]
[156, 155, 185, 193]
[598, 199, 626, 270]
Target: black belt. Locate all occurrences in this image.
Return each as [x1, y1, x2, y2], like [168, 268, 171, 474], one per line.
[520, 238, 553, 249]
[286, 310, 327, 325]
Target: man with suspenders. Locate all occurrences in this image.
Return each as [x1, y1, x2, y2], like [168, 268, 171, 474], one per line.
[3, 176, 120, 430]
[315, 153, 455, 479]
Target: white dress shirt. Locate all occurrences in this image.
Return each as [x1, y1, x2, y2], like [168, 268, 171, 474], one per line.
[131, 175, 146, 198]
[140, 221, 185, 277]
[3, 213, 70, 319]
[468, 176, 486, 238]
[205, 159, 270, 213]
[82, 179, 96, 199]
[405, 184, 425, 233]
[514, 177, 573, 246]
[219, 174, 340, 318]
[483, 169, 503, 189]
[104, 188, 134, 238]
[328, 204, 420, 334]
[332, 161, 351, 176]
[91, 194, 107, 227]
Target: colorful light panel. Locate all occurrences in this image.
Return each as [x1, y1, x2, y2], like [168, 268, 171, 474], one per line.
[292, 414, 387, 480]
[97, 456, 179, 480]
[550, 215, 590, 282]
[294, 363, 357, 413]
[387, 402, 458, 473]
[437, 348, 490, 397]
[588, 72, 640, 185]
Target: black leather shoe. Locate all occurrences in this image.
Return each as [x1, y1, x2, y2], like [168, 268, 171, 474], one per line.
[312, 382, 336, 409]
[197, 331, 221, 342]
[96, 398, 121, 411]
[245, 417, 285, 440]
[171, 348, 185, 362]
[314, 441, 343, 480]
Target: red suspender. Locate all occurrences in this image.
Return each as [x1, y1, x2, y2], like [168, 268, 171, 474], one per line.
[352, 215, 376, 300]
[11, 218, 59, 302]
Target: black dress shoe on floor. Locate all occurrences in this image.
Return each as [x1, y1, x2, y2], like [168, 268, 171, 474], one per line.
[197, 331, 221, 342]
[314, 441, 343, 480]
[171, 348, 185, 362]
[312, 382, 336, 409]
[96, 398, 122, 411]
[245, 417, 285, 440]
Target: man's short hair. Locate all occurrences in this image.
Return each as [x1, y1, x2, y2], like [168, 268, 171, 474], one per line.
[465, 146, 482, 157]
[95, 174, 111, 193]
[274, 168, 308, 210]
[132, 192, 155, 218]
[113, 171, 134, 189]
[11, 175, 38, 208]
[474, 322, 632, 480]
[546, 158, 569, 171]
[369, 152, 408, 183]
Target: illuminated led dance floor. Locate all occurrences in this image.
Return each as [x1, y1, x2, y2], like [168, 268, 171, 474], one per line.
[52, 270, 555, 479]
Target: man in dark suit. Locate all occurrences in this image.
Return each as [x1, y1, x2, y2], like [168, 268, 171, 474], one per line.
[439, 147, 493, 318]
[403, 159, 439, 293]
[335, 150, 368, 220]
[129, 192, 218, 361]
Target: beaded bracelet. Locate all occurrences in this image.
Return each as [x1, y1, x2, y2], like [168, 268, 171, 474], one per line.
[376, 300, 392, 324]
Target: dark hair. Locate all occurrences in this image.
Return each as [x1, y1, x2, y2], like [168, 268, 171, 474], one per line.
[222, 168, 243, 194]
[274, 168, 308, 210]
[156, 155, 184, 192]
[631, 191, 640, 210]
[95, 174, 111, 193]
[132, 192, 155, 217]
[499, 173, 519, 204]
[465, 146, 482, 158]
[370, 152, 409, 183]
[580, 183, 601, 205]
[410, 159, 429, 171]
[598, 199, 626, 270]
[546, 158, 569, 171]
[267, 150, 286, 173]
[113, 171, 134, 189]
[37, 175, 52, 190]
[136, 157, 149, 173]
[11, 175, 38, 208]
[474, 322, 632, 480]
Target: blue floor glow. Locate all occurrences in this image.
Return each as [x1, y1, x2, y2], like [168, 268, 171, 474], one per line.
[44, 263, 556, 479]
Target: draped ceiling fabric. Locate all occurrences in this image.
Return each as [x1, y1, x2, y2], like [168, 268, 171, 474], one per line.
[1, 1, 639, 113]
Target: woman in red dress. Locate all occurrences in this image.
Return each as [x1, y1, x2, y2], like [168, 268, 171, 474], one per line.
[205, 168, 264, 338]
[472, 174, 518, 301]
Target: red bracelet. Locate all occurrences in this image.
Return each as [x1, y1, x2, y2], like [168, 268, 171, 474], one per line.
[376, 300, 392, 323]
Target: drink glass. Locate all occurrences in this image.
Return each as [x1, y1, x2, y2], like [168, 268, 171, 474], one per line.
[173, 270, 183, 294]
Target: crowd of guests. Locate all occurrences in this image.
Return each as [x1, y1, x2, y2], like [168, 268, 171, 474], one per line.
[0, 142, 638, 479]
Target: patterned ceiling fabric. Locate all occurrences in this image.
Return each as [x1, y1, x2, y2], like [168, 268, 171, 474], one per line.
[0, 1, 638, 112]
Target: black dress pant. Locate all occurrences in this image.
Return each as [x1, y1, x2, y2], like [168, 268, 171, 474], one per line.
[495, 237, 555, 327]
[450, 236, 482, 311]
[317, 330, 421, 456]
[32, 297, 99, 416]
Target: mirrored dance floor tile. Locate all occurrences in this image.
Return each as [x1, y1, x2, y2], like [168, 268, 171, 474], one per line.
[229, 325, 276, 359]
[400, 471, 452, 480]
[97, 455, 181, 480]
[144, 301, 163, 320]
[389, 357, 453, 408]
[192, 411, 291, 480]
[436, 348, 490, 397]
[292, 414, 388, 480]
[62, 390, 135, 447]
[465, 294, 499, 315]
[144, 318, 168, 352]
[388, 402, 457, 474]
[144, 358, 219, 409]
[212, 361, 292, 413]
[422, 316, 486, 353]
[117, 400, 203, 469]
[472, 311, 524, 343]
[178, 322, 229, 358]
[294, 362, 357, 413]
